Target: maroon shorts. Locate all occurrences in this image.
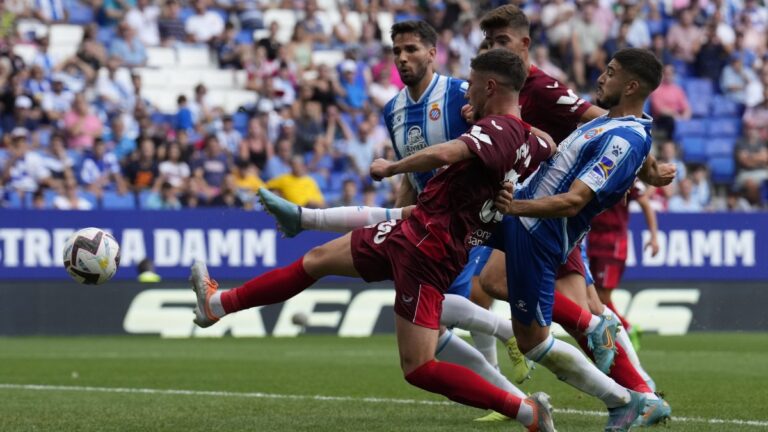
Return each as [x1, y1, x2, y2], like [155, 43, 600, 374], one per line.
[555, 245, 587, 280]
[350, 220, 453, 329]
[589, 257, 626, 290]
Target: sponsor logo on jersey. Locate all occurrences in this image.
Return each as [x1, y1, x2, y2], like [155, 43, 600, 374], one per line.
[428, 103, 441, 121]
[405, 126, 428, 155]
[593, 156, 617, 178]
[583, 127, 604, 139]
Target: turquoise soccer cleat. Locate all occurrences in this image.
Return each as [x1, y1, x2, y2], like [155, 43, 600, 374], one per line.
[587, 315, 619, 374]
[605, 390, 645, 432]
[632, 396, 672, 427]
[258, 188, 303, 238]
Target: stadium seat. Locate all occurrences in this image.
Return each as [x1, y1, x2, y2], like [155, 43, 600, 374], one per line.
[101, 191, 136, 209]
[12, 44, 37, 65]
[312, 50, 345, 68]
[309, 172, 328, 191]
[236, 30, 254, 44]
[50, 24, 84, 46]
[225, 90, 257, 113]
[680, 136, 707, 163]
[5, 191, 24, 209]
[682, 78, 713, 118]
[673, 119, 707, 141]
[263, 9, 297, 44]
[201, 69, 236, 89]
[137, 68, 168, 87]
[177, 47, 212, 67]
[147, 47, 177, 67]
[706, 138, 735, 157]
[709, 156, 736, 184]
[706, 117, 742, 137]
[376, 12, 394, 43]
[66, 149, 83, 169]
[710, 95, 742, 117]
[138, 190, 154, 209]
[49, 44, 78, 60]
[233, 112, 249, 135]
[78, 191, 98, 209]
[97, 27, 115, 46]
[68, 0, 94, 24]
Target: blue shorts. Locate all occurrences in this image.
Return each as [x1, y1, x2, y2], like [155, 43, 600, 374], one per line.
[501, 216, 557, 327]
[447, 246, 492, 298]
[580, 240, 594, 286]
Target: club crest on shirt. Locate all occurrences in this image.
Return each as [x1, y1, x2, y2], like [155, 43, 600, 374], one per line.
[583, 127, 604, 139]
[429, 103, 441, 121]
[406, 125, 428, 155]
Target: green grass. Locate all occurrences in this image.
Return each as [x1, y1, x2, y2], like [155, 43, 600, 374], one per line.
[1, 334, 767, 431]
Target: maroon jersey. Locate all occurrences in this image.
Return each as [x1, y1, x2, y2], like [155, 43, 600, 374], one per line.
[588, 184, 643, 261]
[402, 115, 550, 272]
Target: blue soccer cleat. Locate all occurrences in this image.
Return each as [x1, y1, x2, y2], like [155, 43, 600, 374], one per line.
[258, 188, 303, 238]
[632, 396, 672, 427]
[587, 315, 619, 374]
[605, 390, 645, 432]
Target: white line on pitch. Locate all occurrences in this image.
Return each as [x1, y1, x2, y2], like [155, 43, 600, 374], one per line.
[2, 383, 767, 428]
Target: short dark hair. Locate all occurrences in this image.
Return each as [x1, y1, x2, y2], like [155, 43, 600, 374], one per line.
[470, 49, 527, 92]
[390, 20, 438, 47]
[612, 48, 663, 94]
[480, 5, 530, 35]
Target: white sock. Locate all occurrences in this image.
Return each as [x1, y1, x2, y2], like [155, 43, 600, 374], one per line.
[441, 294, 514, 341]
[526, 334, 631, 408]
[436, 331, 526, 399]
[208, 291, 226, 318]
[584, 314, 602, 333]
[602, 309, 654, 384]
[516, 399, 535, 426]
[300, 206, 402, 232]
[470, 332, 499, 368]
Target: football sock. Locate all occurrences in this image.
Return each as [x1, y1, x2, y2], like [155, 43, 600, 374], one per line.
[435, 331, 525, 398]
[220, 258, 316, 313]
[300, 206, 403, 232]
[602, 309, 654, 386]
[470, 332, 499, 368]
[605, 300, 632, 330]
[405, 359, 532, 426]
[526, 334, 631, 408]
[552, 291, 600, 333]
[441, 294, 514, 341]
[576, 336, 652, 394]
[207, 291, 226, 318]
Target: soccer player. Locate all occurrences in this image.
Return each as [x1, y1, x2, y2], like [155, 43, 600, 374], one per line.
[492, 47, 664, 431]
[192, 49, 556, 432]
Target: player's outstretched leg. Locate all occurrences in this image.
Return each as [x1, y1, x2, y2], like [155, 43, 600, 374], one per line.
[553, 290, 618, 373]
[258, 188, 304, 237]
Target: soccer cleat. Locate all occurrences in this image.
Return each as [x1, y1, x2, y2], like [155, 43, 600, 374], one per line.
[586, 315, 619, 374]
[605, 390, 645, 432]
[629, 325, 642, 352]
[525, 392, 556, 432]
[505, 336, 534, 384]
[258, 188, 303, 238]
[190, 261, 220, 328]
[473, 411, 510, 422]
[632, 396, 671, 427]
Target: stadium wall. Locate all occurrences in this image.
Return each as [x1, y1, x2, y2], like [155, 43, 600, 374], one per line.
[0, 210, 765, 281]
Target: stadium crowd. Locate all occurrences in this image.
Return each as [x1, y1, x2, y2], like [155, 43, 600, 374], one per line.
[1, 0, 767, 211]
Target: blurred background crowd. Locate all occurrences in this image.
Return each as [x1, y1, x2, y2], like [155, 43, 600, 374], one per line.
[1, 0, 767, 212]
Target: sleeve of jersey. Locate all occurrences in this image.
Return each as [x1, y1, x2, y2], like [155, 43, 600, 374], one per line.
[538, 79, 591, 122]
[526, 133, 552, 170]
[577, 134, 642, 204]
[457, 119, 516, 178]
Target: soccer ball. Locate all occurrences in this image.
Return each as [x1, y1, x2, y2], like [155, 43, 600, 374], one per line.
[63, 227, 121, 285]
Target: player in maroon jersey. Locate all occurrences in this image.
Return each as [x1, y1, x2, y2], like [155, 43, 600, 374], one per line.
[189, 49, 557, 432]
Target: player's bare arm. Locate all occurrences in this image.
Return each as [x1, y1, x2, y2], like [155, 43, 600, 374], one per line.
[370, 139, 474, 180]
[394, 174, 417, 207]
[636, 191, 660, 256]
[494, 179, 595, 218]
[637, 154, 676, 187]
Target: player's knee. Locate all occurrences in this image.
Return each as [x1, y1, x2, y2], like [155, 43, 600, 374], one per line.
[479, 272, 507, 301]
[400, 354, 434, 377]
[403, 359, 437, 386]
[303, 245, 330, 276]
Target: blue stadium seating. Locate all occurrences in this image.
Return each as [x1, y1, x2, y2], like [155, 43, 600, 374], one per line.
[68, 0, 95, 24]
[236, 30, 254, 44]
[138, 190, 154, 209]
[233, 112, 249, 135]
[710, 95, 742, 117]
[309, 172, 328, 191]
[706, 117, 742, 137]
[5, 191, 24, 208]
[23, 189, 57, 208]
[709, 156, 736, 184]
[66, 149, 83, 169]
[680, 137, 707, 163]
[673, 119, 707, 141]
[0, 148, 8, 165]
[682, 78, 714, 117]
[706, 138, 736, 157]
[101, 191, 136, 209]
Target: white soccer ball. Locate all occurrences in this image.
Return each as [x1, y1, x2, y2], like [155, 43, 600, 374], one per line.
[63, 227, 121, 285]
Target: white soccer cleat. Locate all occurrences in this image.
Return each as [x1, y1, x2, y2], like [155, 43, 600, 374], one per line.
[190, 261, 220, 328]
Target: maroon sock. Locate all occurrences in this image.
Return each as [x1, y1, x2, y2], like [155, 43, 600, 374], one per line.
[405, 360, 524, 419]
[577, 336, 651, 393]
[221, 257, 317, 313]
[552, 291, 594, 333]
[606, 301, 632, 330]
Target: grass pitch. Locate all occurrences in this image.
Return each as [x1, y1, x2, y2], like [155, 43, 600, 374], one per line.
[1, 333, 767, 431]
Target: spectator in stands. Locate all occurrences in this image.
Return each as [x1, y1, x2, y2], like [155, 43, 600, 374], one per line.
[369, 67, 398, 109]
[293, 98, 323, 154]
[332, 178, 359, 206]
[79, 138, 126, 198]
[650, 64, 691, 139]
[239, 117, 271, 170]
[32, 35, 56, 78]
[209, 175, 244, 207]
[24, 65, 50, 101]
[263, 137, 292, 179]
[265, 154, 324, 208]
[336, 59, 368, 115]
[667, 7, 705, 64]
[731, 31, 757, 69]
[332, 3, 359, 49]
[110, 21, 147, 67]
[668, 178, 704, 212]
[659, 140, 687, 183]
[541, 0, 575, 60]
[450, 17, 482, 79]
[272, 63, 297, 108]
[75, 24, 108, 72]
[158, 0, 185, 46]
[305, 135, 333, 179]
[144, 180, 182, 209]
[712, 187, 754, 212]
[690, 164, 712, 208]
[191, 134, 230, 198]
[571, 2, 606, 89]
[743, 87, 768, 139]
[371, 45, 402, 90]
[105, 117, 136, 161]
[3, 95, 41, 132]
[125, 0, 160, 47]
[63, 93, 102, 151]
[721, 53, 760, 106]
[158, 141, 190, 189]
[735, 125, 768, 206]
[602, 21, 632, 59]
[174, 95, 194, 131]
[287, 24, 313, 71]
[2, 128, 52, 201]
[32, 0, 68, 24]
[215, 22, 244, 69]
[299, 0, 329, 49]
[41, 73, 73, 122]
[97, 56, 134, 115]
[53, 177, 92, 210]
[695, 22, 728, 83]
[43, 133, 76, 184]
[123, 137, 159, 192]
[216, 114, 242, 155]
[650, 33, 674, 68]
[231, 0, 262, 31]
[310, 64, 340, 114]
[256, 21, 281, 61]
[232, 160, 264, 196]
[737, 9, 766, 57]
[347, 119, 377, 178]
[185, 0, 225, 45]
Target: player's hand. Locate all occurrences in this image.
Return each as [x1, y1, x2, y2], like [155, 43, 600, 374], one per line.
[645, 236, 660, 257]
[461, 104, 474, 124]
[370, 158, 393, 181]
[493, 182, 515, 214]
[652, 162, 677, 186]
